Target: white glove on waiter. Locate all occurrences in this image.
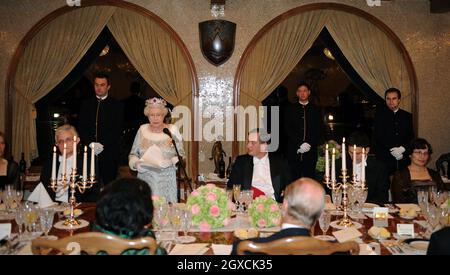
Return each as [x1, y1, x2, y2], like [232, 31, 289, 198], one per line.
[297, 142, 311, 154]
[390, 146, 405, 160]
[89, 142, 104, 155]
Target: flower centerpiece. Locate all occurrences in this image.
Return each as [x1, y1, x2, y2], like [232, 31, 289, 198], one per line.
[248, 196, 281, 228]
[152, 195, 167, 207]
[186, 184, 233, 231]
[316, 140, 342, 176]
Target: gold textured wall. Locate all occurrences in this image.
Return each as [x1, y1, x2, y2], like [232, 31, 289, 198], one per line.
[1, 0, 449, 175]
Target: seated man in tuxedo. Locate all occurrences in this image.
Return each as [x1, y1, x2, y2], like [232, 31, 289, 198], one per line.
[339, 131, 390, 205]
[40, 124, 100, 203]
[231, 177, 325, 254]
[227, 128, 292, 202]
[427, 226, 450, 255]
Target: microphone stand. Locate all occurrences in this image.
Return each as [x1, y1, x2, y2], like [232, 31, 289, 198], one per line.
[165, 129, 193, 202]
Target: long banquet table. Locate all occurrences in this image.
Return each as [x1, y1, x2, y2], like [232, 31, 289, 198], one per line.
[0, 201, 434, 255]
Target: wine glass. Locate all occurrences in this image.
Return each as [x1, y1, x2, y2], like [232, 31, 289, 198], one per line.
[356, 187, 368, 215]
[23, 202, 38, 234]
[316, 211, 334, 241]
[177, 210, 196, 243]
[241, 190, 254, 213]
[153, 204, 168, 241]
[232, 184, 241, 211]
[14, 204, 25, 240]
[169, 206, 182, 242]
[39, 208, 55, 237]
[331, 188, 342, 214]
[14, 190, 23, 204]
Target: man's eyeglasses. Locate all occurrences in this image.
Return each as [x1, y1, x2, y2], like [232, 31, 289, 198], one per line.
[56, 137, 73, 145]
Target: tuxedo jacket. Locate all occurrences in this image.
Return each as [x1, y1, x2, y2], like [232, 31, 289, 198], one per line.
[40, 152, 100, 203]
[283, 102, 323, 162]
[337, 155, 390, 205]
[374, 106, 414, 172]
[227, 153, 292, 202]
[427, 227, 450, 255]
[231, 227, 310, 255]
[78, 96, 124, 184]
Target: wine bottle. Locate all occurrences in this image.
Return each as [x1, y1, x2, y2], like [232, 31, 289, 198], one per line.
[226, 156, 232, 178]
[19, 152, 27, 174]
[218, 157, 226, 179]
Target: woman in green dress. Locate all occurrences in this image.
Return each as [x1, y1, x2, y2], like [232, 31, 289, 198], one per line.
[94, 177, 167, 255]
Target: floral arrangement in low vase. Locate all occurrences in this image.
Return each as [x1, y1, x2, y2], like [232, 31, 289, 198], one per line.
[152, 195, 167, 207]
[186, 184, 233, 231]
[248, 196, 281, 228]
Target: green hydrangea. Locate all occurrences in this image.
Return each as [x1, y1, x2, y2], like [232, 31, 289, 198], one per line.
[248, 196, 281, 228]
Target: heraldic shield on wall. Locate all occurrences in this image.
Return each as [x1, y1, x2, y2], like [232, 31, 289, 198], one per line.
[199, 20, 236, 66]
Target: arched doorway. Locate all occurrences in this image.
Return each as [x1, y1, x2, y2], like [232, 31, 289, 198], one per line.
[5, 0, 199, 178]
[232, 3, 418, 157]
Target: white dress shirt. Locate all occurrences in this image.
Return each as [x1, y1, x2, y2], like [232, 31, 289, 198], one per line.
[353, 156, 367, 183]
[251, 153, 274, 200]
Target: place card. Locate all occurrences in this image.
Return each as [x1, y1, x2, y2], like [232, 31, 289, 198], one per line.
[332, 227, 362, 243]
[397, 224, 414, 237]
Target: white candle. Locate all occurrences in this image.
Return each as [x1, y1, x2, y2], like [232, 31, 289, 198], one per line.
[72, 136, 77, 172]
[331, 148, 336, 182]
[342, 138, 346, 171]
[51, 146, 57, 180]
[353, 144, 357, 178]
[83, 146, 87, 180]
[90, 143, 95, 177]
[325, 144, 329, 179]
[361, 148, 366, 184]
[62, 143, 67, 180]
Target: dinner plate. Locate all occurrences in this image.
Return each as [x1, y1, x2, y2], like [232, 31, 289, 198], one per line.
[368, 232, 389, 241]
[362, 203, 379, 212]
[399, 213, 417, 220]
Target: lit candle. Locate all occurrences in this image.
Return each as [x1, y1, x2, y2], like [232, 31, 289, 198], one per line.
[72, 136, 77, 172]
[353, 144, 357, 178]
[51, 146, 57, 180]
[331, 148, 336, 182]
[62, 143, 67, 180]
[342, 137, 346, 171]
[361, 148, 366, 184]
[325, 144, 329, 180]
[83, 146, 87, 180]
[90, 143, 95, 177]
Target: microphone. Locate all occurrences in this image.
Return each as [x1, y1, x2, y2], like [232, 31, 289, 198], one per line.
[163, 128, 172, 138]
[163, 127, 193, 200]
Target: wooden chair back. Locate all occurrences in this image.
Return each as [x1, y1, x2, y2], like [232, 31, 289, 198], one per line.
[31, 232, 157, 255]
[236, 236, 359, 255]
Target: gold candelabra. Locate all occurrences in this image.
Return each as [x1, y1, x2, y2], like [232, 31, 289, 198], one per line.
[323, 143, 367, 228]
[49, 168, 96, 226]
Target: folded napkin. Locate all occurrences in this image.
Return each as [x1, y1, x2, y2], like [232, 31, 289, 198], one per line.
[211, 244, 232, 255]
[0, 223, 11, 240]
[169, 243, 209, 255]
[332, 227, 362, 243]
[27, 182, 55, 208]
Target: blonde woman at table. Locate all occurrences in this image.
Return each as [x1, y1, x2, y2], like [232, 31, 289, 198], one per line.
[0, 131, 19, 189]
[128, 98, 185, 203]
[392, 138, 449, 203]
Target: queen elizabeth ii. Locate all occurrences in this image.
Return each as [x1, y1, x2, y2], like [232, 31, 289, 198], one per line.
[128, 97, 184, 203]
